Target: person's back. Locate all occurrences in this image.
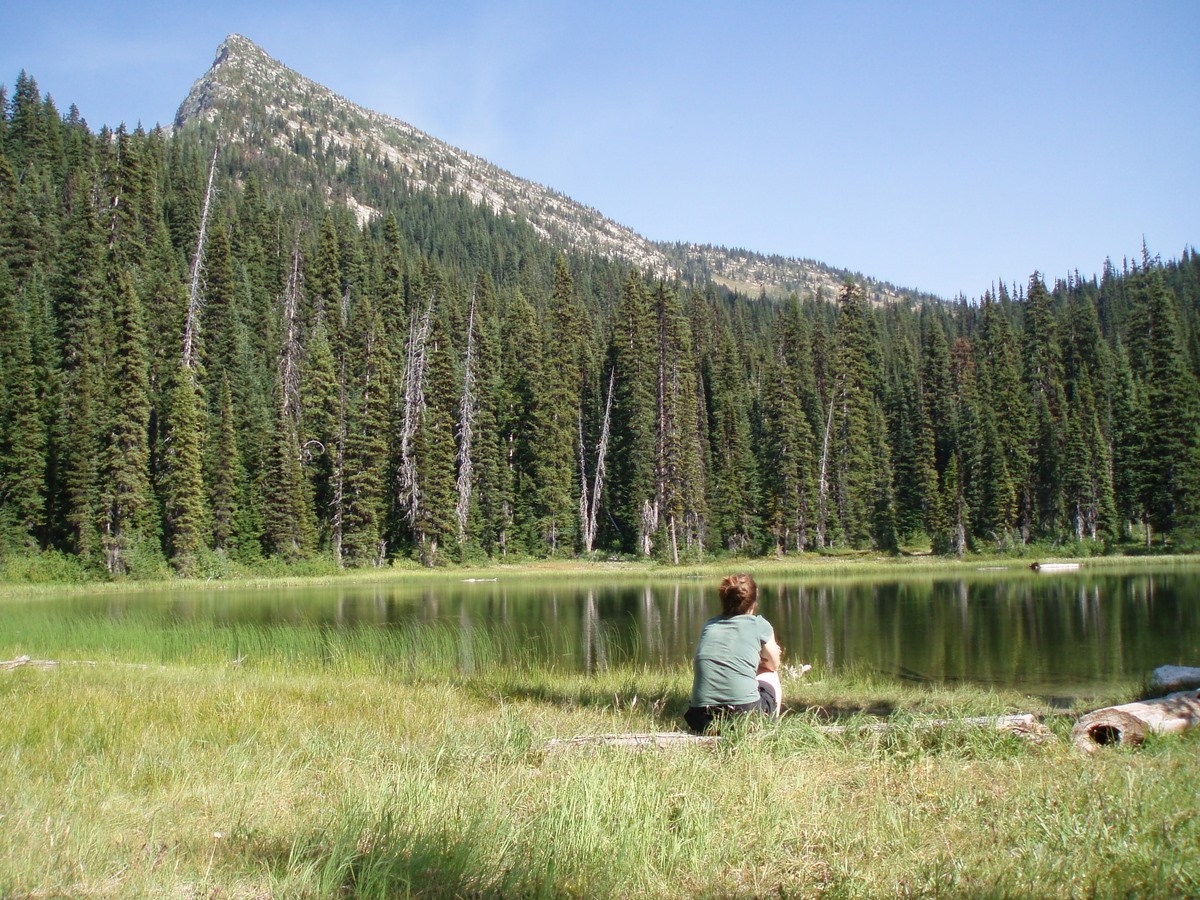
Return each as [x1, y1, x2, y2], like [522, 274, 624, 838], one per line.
[691, 613, 774, 708]
[684, 574, 782, 733]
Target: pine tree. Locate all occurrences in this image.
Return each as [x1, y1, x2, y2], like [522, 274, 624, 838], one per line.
[342, 294, 392, 566]
[1023, 273, 1066, 536]
[828, 281, 882, 547]
[653, 282, 706, 562]
[762, 296, 816, 553]
[532, 260, 583, 553]
[160, 362, 207, 571]
[1129, 267, 1200, 539]
[608, 269, 656, 554]
[99, 264, 155, 574]
[708, 330, 760, 551]
[497, 289, 542, 554]
[210, 374, 244, 554]
[0, 264, 46, 545]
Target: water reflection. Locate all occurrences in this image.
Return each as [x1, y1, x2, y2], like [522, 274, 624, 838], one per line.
[19, 567, 1200, 692]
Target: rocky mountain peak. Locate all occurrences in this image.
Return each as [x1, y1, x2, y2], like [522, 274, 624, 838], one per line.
[175, 35, 931, 303]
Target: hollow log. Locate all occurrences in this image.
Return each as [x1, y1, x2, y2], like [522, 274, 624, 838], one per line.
[1072, 689, 1200, 753]
[1149, 665, 1200, 694]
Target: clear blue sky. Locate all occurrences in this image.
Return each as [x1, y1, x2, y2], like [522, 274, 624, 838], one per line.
[5, 1, 1197, 299]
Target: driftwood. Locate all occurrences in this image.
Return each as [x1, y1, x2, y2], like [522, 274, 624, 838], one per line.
[1029, 561, 1082, 572]
[2, 655, 58, 671]
[1149, 665, 1200, 694]
[542, 714, 1051, 752]
[1072, 688, 1200, 753]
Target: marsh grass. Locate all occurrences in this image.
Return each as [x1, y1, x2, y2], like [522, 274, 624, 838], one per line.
[1, 627, 1197, 898]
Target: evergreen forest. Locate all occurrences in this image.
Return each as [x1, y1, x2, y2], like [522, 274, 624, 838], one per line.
[2, 71, 1199, 577]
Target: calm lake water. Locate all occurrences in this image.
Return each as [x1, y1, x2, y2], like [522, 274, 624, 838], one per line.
[10, 565, 1200, 698]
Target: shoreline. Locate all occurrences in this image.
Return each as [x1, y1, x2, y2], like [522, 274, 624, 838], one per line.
[2, 550, 1198, 598]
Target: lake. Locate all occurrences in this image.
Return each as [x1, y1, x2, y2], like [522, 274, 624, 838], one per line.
[6, 565, 1199, 699]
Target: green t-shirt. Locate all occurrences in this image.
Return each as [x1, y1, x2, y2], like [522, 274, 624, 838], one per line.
[690, 614, 775, 707]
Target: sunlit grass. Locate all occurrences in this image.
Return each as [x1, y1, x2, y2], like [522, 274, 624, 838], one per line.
[1, 635, 1197, 897]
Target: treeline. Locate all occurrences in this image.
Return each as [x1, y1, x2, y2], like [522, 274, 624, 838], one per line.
[1, 72, 1198, 575]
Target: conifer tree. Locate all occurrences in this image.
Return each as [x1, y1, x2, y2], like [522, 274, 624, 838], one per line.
[1129, 267, 1200, 539]
[160, 362, 207, 571]
[210, 374, 244, 554]
[828, 281, 882, 547]
[1023, 273, 1067, 535]
[99, 264, 155, 574]
[708, 331, 760, 551]
[0, 264, 45, 545]
[653, 282, 706, 561]
[762, 296, 816, 552]
[532, 260, 583, 553]
[342, 294, 392, 565]
[497, 289, 542, 553]
[608, 269, 656, 554]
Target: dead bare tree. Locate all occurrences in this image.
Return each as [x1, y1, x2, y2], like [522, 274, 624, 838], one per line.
[183, 140, 220, 372]
[329, 285, 352, 566]
[456, 290, 477, 544]
[579, 368, 615, 553]
[279, 232, 304, 426]
[398, 295, 435, 529]
[816, 383, 839, 549]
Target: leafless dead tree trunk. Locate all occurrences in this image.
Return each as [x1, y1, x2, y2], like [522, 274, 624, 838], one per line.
[579, 368, 615, 553]
[456, 291, 477, 544]
[398, 295, 434, 531]
[183, 141, 220, 372]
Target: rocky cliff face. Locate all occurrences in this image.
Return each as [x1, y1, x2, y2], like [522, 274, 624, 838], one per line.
[177, 34, 930, 303]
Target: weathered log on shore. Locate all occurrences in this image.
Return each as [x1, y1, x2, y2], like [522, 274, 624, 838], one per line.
[543, 732, 721, 752]
[810, 713, 1052, 742]
[1072, 689, 1200, 753]
[1, 655, 58, 671]
[542, 714, 1050, 752]
[1029, 561, 1081, 572]
[1149, 665, 1200, 694]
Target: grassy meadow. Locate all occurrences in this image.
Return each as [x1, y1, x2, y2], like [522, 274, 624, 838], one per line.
[2, 612, 1198, 898]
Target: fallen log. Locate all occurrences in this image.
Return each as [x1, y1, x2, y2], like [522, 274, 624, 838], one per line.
[1149, 665, 1200, 694]
[1029, 561, 1081, 572]
[809, 713, 1052, 743]
[1, 655, 58, 671]
[1072, 688, 1200, 753]
[542, 714, 1051, 752]
[544, 732, 720, 752]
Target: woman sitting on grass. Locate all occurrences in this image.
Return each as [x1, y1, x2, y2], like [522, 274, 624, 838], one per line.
[684, 573, 783, 733]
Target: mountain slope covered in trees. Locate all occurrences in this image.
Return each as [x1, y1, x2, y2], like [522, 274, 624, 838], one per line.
[0, 52, 1198, 576]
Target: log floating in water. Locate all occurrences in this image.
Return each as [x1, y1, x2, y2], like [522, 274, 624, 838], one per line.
[542, 714, 1051, 752]
[1029, 561, 1081, 572]
[1072, 689, 1200, 753]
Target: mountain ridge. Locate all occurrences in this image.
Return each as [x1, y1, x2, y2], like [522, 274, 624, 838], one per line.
[176, 34, 934, 303]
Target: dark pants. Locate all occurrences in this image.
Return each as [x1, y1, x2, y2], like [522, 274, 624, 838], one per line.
[684, 682, 778, 733]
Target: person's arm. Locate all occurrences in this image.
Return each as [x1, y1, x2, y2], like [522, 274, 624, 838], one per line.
[758, 633, 781, 673]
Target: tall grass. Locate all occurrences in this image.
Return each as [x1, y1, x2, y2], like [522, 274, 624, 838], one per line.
[2, 647, 1197, 897]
